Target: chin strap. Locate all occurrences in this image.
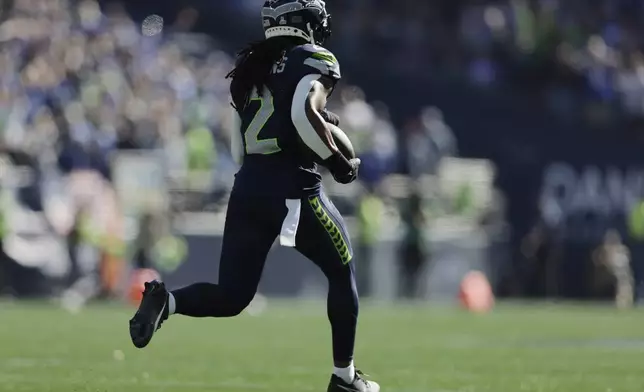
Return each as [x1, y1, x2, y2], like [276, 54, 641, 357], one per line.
[306, 23, 315, 44]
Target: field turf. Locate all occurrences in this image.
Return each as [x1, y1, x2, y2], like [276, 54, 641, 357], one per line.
[0, 300, 643, 392]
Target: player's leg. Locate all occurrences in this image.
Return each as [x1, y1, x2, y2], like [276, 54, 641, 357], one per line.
[296, 193, 379, 392]
[170, 195, 279, 317]
[129, 194, 282, 348]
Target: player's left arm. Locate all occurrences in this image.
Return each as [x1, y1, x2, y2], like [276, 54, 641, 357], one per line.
[230, 110, 244, 165]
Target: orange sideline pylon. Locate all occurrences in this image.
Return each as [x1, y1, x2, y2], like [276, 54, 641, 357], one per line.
[458, 270, 494, 313]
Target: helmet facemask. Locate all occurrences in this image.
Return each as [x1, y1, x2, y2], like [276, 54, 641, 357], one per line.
[311, 12, 331, 45]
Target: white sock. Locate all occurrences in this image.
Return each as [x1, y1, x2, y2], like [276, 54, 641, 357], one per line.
[167, 292, 176, 315]
[333, 362, 355, 383]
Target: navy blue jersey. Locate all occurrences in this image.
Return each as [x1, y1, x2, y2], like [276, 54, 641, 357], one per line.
[232, 44, 341, 198]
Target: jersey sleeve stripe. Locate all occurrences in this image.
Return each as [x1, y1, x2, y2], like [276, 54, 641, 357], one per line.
[311, 51, 337, 64]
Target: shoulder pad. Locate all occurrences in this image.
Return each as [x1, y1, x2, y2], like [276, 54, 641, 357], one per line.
[292, 44, 341, 81]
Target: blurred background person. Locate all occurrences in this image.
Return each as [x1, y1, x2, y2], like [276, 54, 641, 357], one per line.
[398, 187, 426, 299]
[592, 229, 633, 309]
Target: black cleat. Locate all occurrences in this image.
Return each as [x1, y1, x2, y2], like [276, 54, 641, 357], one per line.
[129, 280, 169, 348]
[327, 370, 380, 392]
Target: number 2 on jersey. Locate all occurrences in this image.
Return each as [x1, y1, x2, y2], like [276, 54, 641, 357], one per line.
[244, 90, 281, 155]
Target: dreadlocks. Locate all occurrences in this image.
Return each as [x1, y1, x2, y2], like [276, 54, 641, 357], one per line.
[226, 37, 304, 111]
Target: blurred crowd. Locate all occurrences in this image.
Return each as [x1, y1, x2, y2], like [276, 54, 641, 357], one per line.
[6, 0, 644, 191]
[337, 0, 644, 126]
[0, 0, 236, 183]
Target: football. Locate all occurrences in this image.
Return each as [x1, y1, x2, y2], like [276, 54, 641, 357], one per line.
[312, 123, 356, 165]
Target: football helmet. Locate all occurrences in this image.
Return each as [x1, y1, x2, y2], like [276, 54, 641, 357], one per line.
[262, 0, 332, 45]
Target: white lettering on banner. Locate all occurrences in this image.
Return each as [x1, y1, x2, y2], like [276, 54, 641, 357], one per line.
[539, 162, 644, 241]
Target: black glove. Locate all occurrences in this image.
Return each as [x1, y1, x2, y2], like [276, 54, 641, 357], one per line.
[320, 109, 340, 127]
[333, 158, 360, 184]
[324, 152, 360, 184]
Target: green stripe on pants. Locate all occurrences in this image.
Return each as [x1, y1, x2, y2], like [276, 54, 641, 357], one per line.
[308, 196, 352, 264]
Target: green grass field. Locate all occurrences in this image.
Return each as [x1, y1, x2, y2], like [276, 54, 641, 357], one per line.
[0, 300, 643, 392]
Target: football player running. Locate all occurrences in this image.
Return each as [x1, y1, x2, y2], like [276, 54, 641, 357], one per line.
[128, 1, 378, 391]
